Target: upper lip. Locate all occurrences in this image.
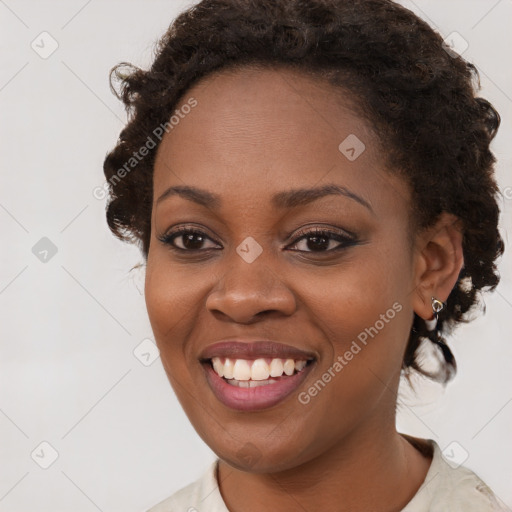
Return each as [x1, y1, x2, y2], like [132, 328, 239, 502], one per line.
[199, 340, 317, 361]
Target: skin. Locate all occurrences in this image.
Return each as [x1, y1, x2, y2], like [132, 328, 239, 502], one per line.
[144, 65, 464, 511]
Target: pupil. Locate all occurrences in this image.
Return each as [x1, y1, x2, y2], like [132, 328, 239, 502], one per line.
[308, 235, 328, 251]
[184, 233, 203, 250]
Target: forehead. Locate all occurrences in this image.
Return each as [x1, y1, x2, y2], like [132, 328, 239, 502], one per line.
[152, 66, 405, 213]
[163, 65, 374, 150]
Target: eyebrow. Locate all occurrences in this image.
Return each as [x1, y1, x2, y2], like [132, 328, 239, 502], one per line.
[156, 183, 373, 214]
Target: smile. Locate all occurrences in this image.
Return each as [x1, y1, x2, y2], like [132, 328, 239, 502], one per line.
[202, 357, 315, 411]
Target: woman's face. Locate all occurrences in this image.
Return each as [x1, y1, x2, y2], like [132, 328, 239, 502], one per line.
[145, 66, 419, 472]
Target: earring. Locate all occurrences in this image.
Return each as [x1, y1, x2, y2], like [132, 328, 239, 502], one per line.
[425, 296, 444, 331]
[423, 296, 456, 378]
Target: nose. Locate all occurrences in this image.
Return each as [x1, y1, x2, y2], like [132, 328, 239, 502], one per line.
[205, 254, 297, 324]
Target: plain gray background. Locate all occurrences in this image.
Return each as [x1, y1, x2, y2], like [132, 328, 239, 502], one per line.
[1, 1, 511, 510]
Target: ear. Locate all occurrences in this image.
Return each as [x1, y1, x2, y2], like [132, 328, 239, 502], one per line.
[412, 213, 464, 321]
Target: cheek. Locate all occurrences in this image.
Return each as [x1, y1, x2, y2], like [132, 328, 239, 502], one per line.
[302, 239, 412, 351]
[294, 240, 413, 410]
[279, 270, 411, 462]
[144, 253, 202, 368]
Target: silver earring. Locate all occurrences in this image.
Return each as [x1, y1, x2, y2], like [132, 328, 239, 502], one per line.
[425, 296, 444, 331]
[424, 296, 456, 378]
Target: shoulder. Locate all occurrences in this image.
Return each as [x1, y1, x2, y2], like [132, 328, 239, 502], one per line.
[145, 459, 228, 512]
[402, 438, 510, 512]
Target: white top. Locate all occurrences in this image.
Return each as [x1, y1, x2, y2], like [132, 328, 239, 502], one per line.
[147, 439, 509, 512]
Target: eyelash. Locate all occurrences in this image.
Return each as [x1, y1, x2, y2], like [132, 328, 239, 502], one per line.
[157, 225, 358, 254]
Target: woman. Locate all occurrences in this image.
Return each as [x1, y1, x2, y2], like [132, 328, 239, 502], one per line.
[103, 0, 507, 510]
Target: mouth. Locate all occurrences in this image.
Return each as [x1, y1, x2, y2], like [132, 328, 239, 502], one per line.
[200, 345, 317, 411]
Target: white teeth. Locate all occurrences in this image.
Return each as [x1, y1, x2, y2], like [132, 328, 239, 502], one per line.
[283, 359, 295, 376]
[210, 356, 310, 380]
[251, 358, 270, 380]
[233, 359, 252, 380]
[269, 358, 284, 377]
[212, 357, 224, 377]
[295, 360, 307, 372]
[223, 358, 234, 379]
[227, 378, 278, 387]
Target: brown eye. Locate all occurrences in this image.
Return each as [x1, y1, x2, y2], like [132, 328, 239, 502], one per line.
[158, 228, 221, 251]
[288, 228, 358, 253]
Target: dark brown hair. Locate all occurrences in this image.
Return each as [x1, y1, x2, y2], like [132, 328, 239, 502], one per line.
[103, 0, 504, 383]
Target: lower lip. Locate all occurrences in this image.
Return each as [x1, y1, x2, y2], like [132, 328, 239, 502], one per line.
[202, 361, 315, 412]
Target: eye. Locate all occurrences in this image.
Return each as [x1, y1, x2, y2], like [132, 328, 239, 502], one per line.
[287, 227, 358, 253]
[158, 225, 358, 254]
[158, 226, 221, 252]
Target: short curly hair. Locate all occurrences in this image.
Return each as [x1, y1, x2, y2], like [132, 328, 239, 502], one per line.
[103, 0, 504, 383]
